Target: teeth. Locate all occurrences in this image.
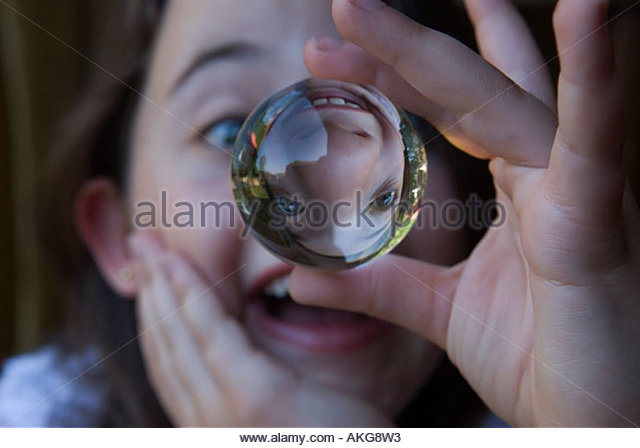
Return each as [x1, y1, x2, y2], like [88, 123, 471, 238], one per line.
[312, 97, 362, 110]
[263, 274, 290, 300]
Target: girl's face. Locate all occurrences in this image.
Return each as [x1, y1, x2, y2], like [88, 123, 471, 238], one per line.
[128, 0, 466, 416]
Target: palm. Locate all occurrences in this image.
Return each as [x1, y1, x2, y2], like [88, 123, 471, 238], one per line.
[447, 199, 535, 425]
[450, 150, 640, 424]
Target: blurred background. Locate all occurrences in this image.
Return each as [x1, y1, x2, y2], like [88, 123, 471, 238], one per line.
[0, 1, 114, 357]
[0, 0, 638, 359]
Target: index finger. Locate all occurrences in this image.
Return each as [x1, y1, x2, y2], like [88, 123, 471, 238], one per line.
[311, 0, 558, 167]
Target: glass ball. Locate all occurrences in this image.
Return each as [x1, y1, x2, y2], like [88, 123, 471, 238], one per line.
[231, 78, 427, 270]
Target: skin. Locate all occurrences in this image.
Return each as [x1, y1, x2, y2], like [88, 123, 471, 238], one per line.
[291, 0, 640, 427]
[75, 0, 640, 428]
[75, 0, 466, 427]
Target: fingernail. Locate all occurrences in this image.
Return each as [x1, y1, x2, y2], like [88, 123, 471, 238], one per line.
[159, 254, 188, 281]
[127, 232, 159, 265]
[349, 0, 383, 12]
[127, 233, 143, 258]
[159, 255, 191, 299]
[313, 35, 345, 51]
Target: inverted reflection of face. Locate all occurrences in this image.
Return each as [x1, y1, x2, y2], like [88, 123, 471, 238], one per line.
[274, 101, 403, 257]
[232, 79, 425, 268]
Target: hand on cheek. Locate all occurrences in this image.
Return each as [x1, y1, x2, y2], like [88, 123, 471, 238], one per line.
[126, 232, 390, 427]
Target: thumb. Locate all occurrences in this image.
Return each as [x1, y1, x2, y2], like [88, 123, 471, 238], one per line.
[289, 254, 463, 349]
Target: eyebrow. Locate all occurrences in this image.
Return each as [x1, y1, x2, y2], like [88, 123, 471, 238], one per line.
[169, 42, 261, 97]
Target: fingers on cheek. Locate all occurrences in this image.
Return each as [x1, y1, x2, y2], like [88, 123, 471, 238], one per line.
[135, 250, 227, 426]
[161, 257, 237, 381]
[129, 255, 150, 295]
[156, 255, 238, 362]
[135, 255, 186, 404]
[148, 338, 200, 426]
[159, 257, 219, 345]
[139, 284, 205, 426]
[137, 289, 194, 425]
[161, 254, 201, 304]
[152, 259, 213, 385]
[162, 255, 225, 328]
[153, 254, 218, 351]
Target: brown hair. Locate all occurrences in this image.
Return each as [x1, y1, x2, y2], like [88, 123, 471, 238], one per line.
[39, 0, 171, 426]
[39, 0, 489, 427]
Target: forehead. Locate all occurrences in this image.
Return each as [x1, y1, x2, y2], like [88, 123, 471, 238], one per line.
[151, 0, 336, 90]
[164, 0, 334, 40]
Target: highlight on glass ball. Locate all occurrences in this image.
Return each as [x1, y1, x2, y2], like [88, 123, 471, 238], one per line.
[231, 78, 427, 270]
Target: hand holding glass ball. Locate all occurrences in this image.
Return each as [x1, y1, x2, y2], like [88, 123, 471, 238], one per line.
[232, 79, 427, 269]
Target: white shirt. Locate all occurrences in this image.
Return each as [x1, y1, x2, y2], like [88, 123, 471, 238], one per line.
[0, 344, 109, 427]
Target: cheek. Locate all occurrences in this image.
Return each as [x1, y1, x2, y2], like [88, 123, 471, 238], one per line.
[161, 175, 241, 268]
[129, 154, 244, 306]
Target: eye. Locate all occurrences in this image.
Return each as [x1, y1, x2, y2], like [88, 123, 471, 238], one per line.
[202, 118, 244, 150]
[275, 196, 305, 216]
[372, 191, 397, 211]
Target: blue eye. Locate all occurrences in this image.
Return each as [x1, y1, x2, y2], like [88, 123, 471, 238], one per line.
[372, 191, 397, 211]
[203, 118, 244, 150]
[275, 196, 305, 216]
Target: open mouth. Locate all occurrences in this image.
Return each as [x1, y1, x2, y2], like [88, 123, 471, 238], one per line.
[245, 267, 390, 352]
[261, 274, 369, 324]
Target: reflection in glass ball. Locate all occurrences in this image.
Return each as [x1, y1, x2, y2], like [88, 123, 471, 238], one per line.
[231, 78, 427, 270]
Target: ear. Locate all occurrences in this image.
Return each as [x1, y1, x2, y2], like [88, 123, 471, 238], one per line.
[74, 178, 136, 298]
